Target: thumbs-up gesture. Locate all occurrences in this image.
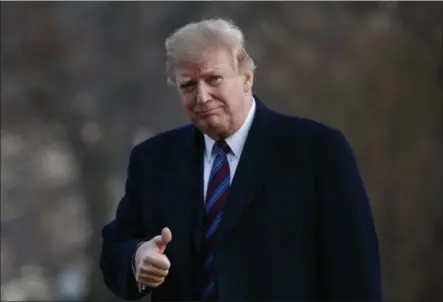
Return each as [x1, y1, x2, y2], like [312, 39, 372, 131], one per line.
[135, 227, 172, 288]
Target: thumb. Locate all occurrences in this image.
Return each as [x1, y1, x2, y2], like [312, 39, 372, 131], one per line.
[161, 227, 172, 245]
[152, 227, 172, 253]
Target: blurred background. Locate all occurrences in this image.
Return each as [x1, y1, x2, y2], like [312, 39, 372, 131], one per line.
[1, 1, 442, 301]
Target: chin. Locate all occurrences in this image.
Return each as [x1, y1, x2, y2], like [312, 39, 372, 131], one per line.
[206, 115, 221, 126]
[197, 121, 226, 137]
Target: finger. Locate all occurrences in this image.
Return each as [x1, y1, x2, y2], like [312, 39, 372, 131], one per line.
[139, 264, 169, 278]
[137, 273, 164, 283]
[143, 254, 171, 270]
[137, 274, 164, 286]
[141, 280, 163, 288]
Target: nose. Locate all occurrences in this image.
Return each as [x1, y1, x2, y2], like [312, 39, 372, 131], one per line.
[196, 83, 210, 105]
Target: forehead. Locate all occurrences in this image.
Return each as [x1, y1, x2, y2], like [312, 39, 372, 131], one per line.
[175, 49, 235, 80]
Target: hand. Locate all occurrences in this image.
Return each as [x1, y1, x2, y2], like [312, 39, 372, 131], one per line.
[135, 227, 172, 288]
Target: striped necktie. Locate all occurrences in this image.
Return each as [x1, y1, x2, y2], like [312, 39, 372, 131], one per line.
[201, 140, 231, 301]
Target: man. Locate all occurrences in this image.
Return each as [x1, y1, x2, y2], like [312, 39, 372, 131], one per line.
[100, 18, 382, 301]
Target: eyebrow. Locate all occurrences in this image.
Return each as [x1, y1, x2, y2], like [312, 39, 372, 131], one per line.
[200, 69, 222, 76]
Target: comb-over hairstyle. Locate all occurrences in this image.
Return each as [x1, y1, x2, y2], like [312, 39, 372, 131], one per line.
[165, 18, 256, 85]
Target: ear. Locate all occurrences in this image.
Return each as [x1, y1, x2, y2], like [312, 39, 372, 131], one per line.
[243, 70, 254, 92]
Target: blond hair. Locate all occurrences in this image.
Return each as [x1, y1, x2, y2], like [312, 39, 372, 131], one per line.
[165, 18, 256, 85]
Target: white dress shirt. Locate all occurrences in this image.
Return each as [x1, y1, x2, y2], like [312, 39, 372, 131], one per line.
[202, 98, 256, 201]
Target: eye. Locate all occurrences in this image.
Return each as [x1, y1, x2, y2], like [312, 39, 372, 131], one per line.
[182, 85, 195, 93]
[207, 75, 222, 86]
[180, 81, 196, 93]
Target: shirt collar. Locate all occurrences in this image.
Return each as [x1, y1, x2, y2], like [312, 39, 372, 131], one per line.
[204, 97, 256, 161]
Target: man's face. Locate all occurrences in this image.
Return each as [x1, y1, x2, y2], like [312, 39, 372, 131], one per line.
[174, 48, 252, 140]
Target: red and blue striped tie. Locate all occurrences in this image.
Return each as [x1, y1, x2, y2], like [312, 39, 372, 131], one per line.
[202, 140, 231, 301]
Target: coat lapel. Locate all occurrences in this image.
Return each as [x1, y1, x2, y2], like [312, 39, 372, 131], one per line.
[162, 126, 205, 253]
[217, 98, 274, 245]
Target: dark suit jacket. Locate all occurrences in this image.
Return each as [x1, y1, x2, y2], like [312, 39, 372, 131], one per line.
[100, 96, 382, 301]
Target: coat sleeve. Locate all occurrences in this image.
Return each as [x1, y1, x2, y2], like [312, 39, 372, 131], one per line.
[314, 127, 382, 301]
[100, 145, 152, 300]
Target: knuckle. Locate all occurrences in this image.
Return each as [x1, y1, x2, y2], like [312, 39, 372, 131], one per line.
[143, 264, 154, 273]
[142, 254, 153, 263]
[147, 278, 163, 287]
[139, 266, 147, 274]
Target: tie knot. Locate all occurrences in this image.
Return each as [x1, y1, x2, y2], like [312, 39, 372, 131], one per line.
[214, 140, 230, 155]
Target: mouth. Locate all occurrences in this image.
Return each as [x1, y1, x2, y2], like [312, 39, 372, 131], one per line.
[195, 107, 220, 117]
